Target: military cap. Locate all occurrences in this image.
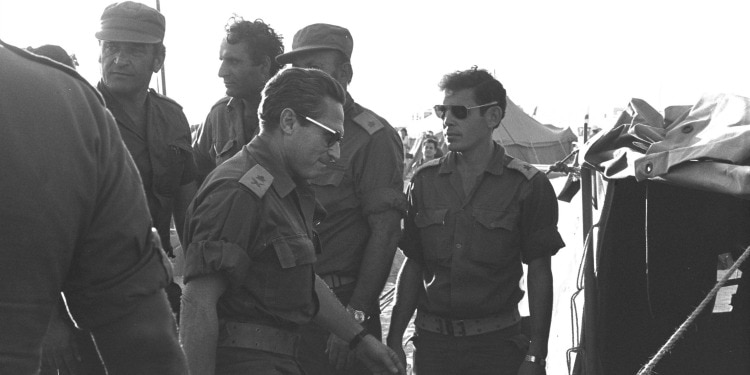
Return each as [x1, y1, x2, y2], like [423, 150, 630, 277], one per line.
[276, 23, 352, 64]
[95, 1, 165, 43]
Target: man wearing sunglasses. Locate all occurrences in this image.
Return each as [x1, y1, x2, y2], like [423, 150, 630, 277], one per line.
[276, 23, 406, 375]
[180, 67, 405, 375]
[388, 68, 565, 375]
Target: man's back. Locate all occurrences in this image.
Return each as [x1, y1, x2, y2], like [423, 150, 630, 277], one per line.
[0, 40, 185, 375]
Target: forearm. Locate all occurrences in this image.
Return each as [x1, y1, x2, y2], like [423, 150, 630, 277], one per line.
[350, 209, 402, 312]
[386, 258, 421, 347]
[180, 275, 225, 375]
[313, 276, 367, 343]
[91, 291, 187, 375]
[526, 256, 553, 358]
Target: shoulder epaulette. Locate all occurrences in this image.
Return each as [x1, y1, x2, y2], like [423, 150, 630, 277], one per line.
[506, 157, 539, 180]
[149, 88, 183, 109]
[352, 108, 385, 135]
[239, 164, 274, 198]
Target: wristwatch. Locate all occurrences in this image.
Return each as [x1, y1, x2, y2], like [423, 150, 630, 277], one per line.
[524, 354, 546, 366]
[346, 306, 367, 324]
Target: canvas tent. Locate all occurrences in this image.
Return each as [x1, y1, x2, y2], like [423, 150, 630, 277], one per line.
[572, 94, 750, 375]
[494, 97, 578, 164]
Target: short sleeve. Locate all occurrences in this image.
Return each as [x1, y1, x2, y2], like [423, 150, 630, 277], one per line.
[182, 181, 259, 285]
[520, 174, 566, 263]
[355, 123, 407, 216]
[398, 180, 426, 266]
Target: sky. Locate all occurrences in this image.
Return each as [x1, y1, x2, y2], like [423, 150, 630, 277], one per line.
[2, 0, 750, 135]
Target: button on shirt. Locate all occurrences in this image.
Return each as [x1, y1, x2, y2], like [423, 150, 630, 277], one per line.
[400, 143, 565, 319]
[183, 136, 322, 327]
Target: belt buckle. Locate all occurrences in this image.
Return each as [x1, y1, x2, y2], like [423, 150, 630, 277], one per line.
[452, 319, 467, 336]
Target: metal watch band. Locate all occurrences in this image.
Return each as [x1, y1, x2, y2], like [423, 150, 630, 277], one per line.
[524, 354, 546, 366]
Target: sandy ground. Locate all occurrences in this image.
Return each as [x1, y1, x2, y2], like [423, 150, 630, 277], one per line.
[379, 176, 589, 375]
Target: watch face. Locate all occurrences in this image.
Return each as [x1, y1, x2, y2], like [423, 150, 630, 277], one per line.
[353, 310, 366, 323]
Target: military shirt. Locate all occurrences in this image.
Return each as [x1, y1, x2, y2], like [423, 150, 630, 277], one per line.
[192, 96, 260, 185]
[311, 93, 407, 277]
[400, 143, 565, 319]
[98, 82, 196, 254]
[183, 136, 323, 327]
[0, 41, 172, 374]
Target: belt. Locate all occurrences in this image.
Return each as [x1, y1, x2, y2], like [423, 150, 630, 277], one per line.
[415, 308, 521, 337]
[218, 321, 299, 357]
[320, 273, 357, 288]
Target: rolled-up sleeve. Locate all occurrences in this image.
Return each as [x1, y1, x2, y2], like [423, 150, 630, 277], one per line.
[356, 126, 407, 216]
[520, 174, 566, 263]
[398, 180, 425, 266]
[183, 181, 259, 285]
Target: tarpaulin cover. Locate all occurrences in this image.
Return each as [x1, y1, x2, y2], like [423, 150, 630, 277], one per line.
[582, 93, 750, 199]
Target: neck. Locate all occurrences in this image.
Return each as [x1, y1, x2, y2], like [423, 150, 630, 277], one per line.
[108, 87, 148, 110]
[455, 139, 494, 175]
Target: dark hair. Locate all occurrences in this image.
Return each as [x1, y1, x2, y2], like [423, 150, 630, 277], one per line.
[423, 137, 438, 148]
[27, 44, 76, 69]
[438, 66, 506, 121]
[225, 16, 284, 76]
[259, 67, 346, 131]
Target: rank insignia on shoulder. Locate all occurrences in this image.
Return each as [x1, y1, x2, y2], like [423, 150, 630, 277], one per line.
[352, 110, 384, 135]
[239, 164, 274, 197]
[507, 158, 539, 180]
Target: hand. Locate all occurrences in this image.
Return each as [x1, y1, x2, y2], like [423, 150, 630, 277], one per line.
[355, 335, 406, 375]
[326, 332, 356, 370]
[40, 310, 83, 375]
[517, 360, 546, 375]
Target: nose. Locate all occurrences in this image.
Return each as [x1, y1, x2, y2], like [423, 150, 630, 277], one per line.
[111, 51, 129, 65]
[327, 143, 341, 162]
[218, 61, 228, 78]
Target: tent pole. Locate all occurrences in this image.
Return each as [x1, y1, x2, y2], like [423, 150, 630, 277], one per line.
[580, 112, 598, 374]
[155, 0, 167, 96]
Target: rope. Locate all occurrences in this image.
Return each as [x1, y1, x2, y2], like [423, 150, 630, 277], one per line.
[636, 243, 750, 375]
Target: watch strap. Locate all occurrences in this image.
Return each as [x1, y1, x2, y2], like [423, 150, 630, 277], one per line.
[349, 329, 369, 350]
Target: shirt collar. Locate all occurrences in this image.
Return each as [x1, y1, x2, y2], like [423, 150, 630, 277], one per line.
[439, 142, 507, 176]
[245, 135, 298, 197]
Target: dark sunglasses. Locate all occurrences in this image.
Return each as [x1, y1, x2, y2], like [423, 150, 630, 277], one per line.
[433, 101, 498, 120]
[304, 116, 343, 147]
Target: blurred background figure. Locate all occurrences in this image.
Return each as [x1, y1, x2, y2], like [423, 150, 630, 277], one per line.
[26, 44, 77, 68]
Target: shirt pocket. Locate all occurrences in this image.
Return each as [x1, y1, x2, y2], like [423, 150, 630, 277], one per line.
[264, 234, 317, 311]
[155, 143, 190, 196]
[270, 234, 317, 269]
[414, 208, 451, 262]
[470, 209, 519, 267]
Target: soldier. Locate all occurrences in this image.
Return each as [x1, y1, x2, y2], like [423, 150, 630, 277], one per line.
[387, 68, 565, 375]
[94, 1, 196, 317]
[180, 67, 405, 375]
[192, 16, 284, 185]
[276, 24, 406, 375]
[0, 39, 186, 375]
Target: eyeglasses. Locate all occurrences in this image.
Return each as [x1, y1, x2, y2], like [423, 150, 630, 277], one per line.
[433, 101, 498, 120]
[304, 116, 343, 147]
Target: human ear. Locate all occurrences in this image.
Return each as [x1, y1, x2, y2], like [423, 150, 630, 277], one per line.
[279, 108, 297, 135]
